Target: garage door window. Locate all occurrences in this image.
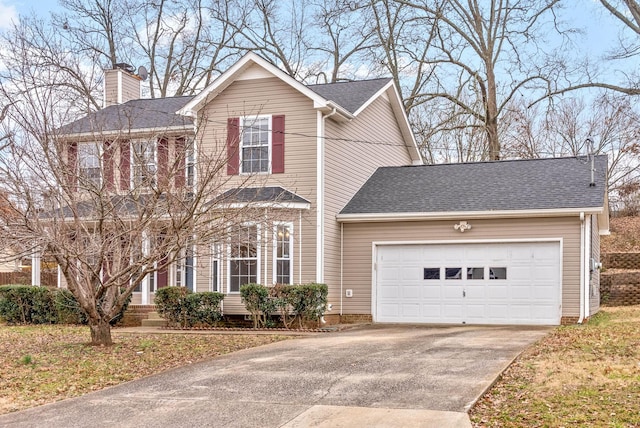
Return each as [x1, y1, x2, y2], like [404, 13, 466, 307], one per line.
[445, 268, 462, 279]
[423, 268, 440, 280]
[489, 267, 507, 279]
[467, 267, 484, 279]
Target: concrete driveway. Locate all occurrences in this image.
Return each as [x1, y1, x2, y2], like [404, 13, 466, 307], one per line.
[0, 324, 549, 428]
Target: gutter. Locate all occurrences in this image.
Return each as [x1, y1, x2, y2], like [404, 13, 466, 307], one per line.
[336, 207, 605, 223]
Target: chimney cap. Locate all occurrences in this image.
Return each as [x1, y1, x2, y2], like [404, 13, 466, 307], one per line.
[114, 63, 135, 73]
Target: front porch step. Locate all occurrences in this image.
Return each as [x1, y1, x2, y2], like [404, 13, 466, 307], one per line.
[140, 311, 168, 327]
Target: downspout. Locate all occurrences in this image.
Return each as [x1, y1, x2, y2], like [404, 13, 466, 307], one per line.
[340, 222, 344, 316]
[578, 212, 585, 324]
[584, 215, 592, 321]
[316, 107, 338, 284]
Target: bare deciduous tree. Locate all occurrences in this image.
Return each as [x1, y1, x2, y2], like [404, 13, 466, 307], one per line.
[0, 71, 272, 345]
[502, 93, 640, 207]
[379, 0, 565, 160]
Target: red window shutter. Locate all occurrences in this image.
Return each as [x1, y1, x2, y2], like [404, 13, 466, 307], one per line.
[103, 141, 114, 190]
[272, 115, 285, 174]
[227, 117, 240, 175]
[157, 137, 168, 188]
[68, 142, 78, 190]
[175, 137, 186, 188]
[119, 140, 130, 190]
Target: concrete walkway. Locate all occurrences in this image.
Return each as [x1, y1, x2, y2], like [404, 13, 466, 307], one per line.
[0, 324, 550, 427]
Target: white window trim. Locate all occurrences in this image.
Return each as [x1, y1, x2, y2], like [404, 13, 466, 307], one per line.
[130, 139, 158, 188]
[185, 138, 196, 188]
[78, 142, 102, 188]
[239, 115, 272, 175]
[211, 242, 222, 292]
[227, 223, 261, 294]
[273, 222, 293, 285]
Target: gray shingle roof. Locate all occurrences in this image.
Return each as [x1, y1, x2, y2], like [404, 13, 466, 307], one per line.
[340, 156, 608, 215]
[58, 96, 194, 135]
[214, 187, 310, 205]
[307, 78, 392, 114]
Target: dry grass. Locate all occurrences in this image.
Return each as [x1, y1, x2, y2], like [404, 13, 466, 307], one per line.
[470, 306, 640, 427]
[601, 216, 640, 253]
[0, 325, 291, 414]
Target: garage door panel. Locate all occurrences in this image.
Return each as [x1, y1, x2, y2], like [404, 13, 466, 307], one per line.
[376, 242, 561, 325]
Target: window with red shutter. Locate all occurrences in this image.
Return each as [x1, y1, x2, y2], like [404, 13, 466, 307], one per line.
[227, 118, 240, 175]
[272, 115, 285, 174]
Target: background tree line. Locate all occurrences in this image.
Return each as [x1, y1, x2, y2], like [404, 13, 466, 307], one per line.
[1, 0, 639, 202]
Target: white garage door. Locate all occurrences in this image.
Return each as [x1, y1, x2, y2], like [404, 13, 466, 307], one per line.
[375, 242, 561, 325]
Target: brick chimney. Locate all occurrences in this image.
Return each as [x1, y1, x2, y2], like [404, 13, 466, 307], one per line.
[103, 63, 141, 108]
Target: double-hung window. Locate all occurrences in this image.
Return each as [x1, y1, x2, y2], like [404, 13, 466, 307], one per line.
[132, 140, 157, 186]
[241, 116, 270, 174]
[228, 225, 259, 293]
[273, 223, 293, 284]
[78, 143, 101, 188]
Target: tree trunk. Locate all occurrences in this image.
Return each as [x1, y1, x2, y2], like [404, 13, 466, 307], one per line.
[89, 318, 113, 346]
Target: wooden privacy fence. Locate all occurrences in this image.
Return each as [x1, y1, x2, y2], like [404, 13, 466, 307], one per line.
[0, 272, 57, 287]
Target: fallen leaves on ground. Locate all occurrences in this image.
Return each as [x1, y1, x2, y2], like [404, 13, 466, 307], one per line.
[470, 306, 640, 427]
[0, 325, 291, 414]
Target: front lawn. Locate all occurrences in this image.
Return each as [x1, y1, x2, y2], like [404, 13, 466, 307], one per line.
[470, 306, 640, 427]
[0, 325, 291, 414]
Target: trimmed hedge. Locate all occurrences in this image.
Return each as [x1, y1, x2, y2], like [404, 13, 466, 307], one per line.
[0, 284, 130, 325]
[240, 283, 328, 329]
[0, 285, 57, 324]
[154, 287, 224, 328]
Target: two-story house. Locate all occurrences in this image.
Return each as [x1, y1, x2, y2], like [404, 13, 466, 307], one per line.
[54, 52, 608, 326]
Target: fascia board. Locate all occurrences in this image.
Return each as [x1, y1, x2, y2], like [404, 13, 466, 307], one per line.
[336, 207, 605, 223]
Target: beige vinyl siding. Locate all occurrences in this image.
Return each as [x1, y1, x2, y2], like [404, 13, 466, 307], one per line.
[590, 214, 601, 316]
[194, 76, 319, 314]
[323, 94, 413, 308]
[341, 216, 582, 318]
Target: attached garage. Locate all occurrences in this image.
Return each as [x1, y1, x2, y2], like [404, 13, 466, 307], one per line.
[375, 241, 561, 325]
[337, 156, 609, 326]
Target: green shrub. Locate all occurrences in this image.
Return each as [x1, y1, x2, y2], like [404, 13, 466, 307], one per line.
[0, 285, 57, 324]
[269, 284, 297, 328]
[155, 286, 189, 327]
[239, 283, 329, 329]
[53, 287, 131, 326]
[185, 291, 224, 326]
[155, 287, 224, 328]
[290, 283, 328, 328]
[240, 283, 275, 328]
[54, 289, 85, 324]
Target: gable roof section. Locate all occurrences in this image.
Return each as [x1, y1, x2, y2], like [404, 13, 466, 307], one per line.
[307, 78, 392, 114]
[178, 52, 421, 163]
[58, 96, 194, 138]
[338, 156, 608, 221]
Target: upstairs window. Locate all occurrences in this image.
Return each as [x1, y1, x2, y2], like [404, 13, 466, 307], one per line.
[132, 140, 156, 187]
[227, 115, 285, 175]
[241, 116, 270, 173]
[78, 143, 101, 188]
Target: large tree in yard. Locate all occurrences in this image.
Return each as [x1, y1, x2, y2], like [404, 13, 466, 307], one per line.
[0, 77, 267, 347]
